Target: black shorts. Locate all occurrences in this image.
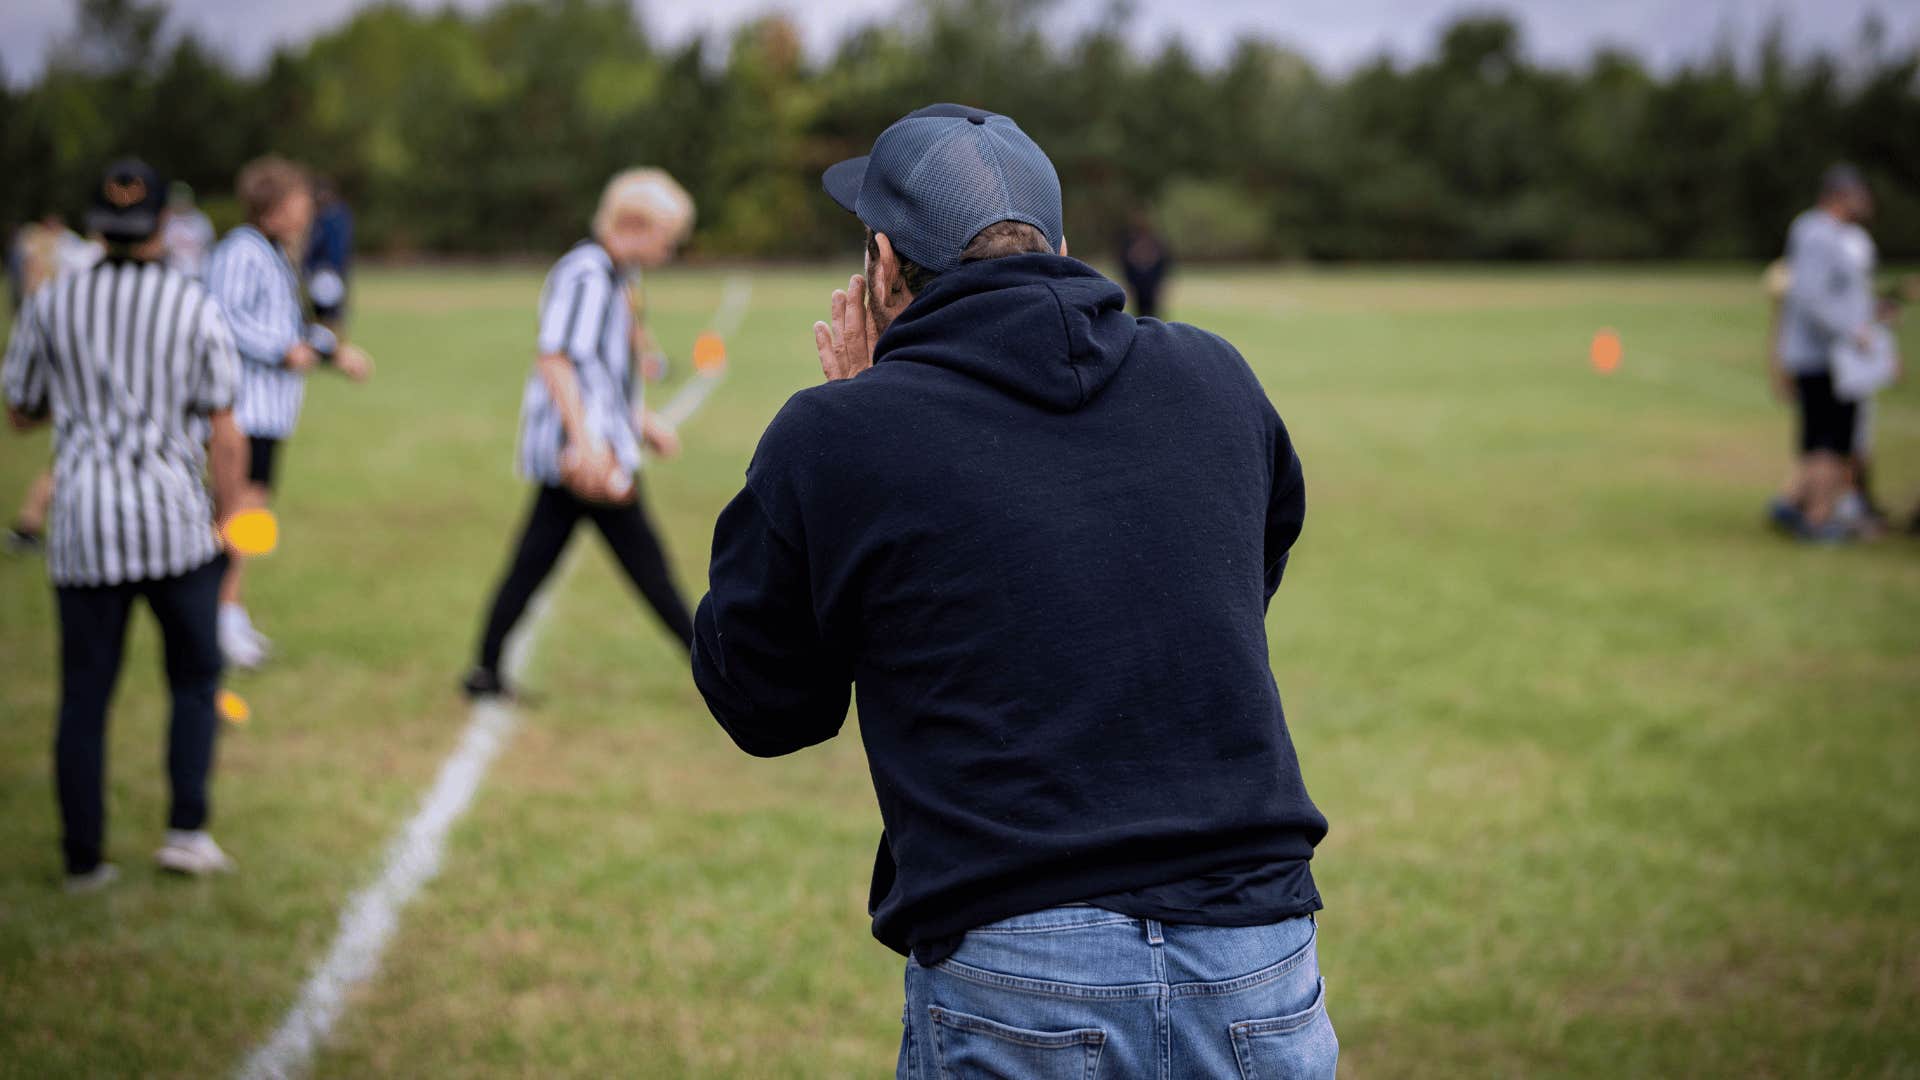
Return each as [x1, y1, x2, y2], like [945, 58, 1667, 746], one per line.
[247, 436, 281, 489]
[1794, 373, 1857, 456]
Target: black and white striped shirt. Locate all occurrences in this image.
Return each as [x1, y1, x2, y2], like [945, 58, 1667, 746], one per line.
[2, 257, 240, 587]
[516, 240, 640, 484]
[205, 225, 335, 439]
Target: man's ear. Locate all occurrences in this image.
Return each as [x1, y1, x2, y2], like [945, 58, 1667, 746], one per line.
[872, 231, 901, 298]
[1059, 235, 1069, 257]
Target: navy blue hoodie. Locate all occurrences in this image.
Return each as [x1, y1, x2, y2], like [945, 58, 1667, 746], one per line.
[692, 254, 1326, 962]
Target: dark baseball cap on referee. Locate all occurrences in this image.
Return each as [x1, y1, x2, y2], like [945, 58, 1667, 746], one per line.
[822, 103, 1063, 274]
[85, 158, 167, 244]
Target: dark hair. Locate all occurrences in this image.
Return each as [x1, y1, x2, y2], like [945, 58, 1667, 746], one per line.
[867, 220, 1054, 296]
[1820, 162, 1866, 198]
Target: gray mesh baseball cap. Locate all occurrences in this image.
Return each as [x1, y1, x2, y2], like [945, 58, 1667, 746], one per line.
[822, 103, 1063, 274]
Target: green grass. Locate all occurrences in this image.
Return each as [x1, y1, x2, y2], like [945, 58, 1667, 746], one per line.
[2, 264, 1917, 1078]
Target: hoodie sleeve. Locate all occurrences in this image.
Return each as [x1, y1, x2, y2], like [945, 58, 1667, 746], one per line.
[1264, 410, 1306, 606]
[1786, 218, 1864, 341]
[693, 467, 854, 759]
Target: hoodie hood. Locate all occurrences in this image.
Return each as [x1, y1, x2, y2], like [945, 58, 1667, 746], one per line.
[872, 254, 1138, 412]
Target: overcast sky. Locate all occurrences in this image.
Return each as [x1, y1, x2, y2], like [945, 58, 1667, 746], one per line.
[2, 0, 1915, 86]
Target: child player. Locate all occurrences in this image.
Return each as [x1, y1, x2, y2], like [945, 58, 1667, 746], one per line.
[462, 169, 699, 700]
[204, 157, 374, 667]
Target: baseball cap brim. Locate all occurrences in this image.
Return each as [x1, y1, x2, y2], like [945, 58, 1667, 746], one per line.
[85, 206, 160, 242]
[822, 156, 868, 217]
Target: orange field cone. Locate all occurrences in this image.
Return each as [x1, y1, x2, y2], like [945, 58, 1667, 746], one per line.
[1590, 328, 1622, 374]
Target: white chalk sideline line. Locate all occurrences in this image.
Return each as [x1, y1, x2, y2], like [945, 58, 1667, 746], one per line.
[710, 273, 754, 339]
[655, 274, 752, 432]
[234, 554, 574, 1080]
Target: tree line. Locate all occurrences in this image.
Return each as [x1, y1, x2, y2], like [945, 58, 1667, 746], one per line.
[3, 0, 1917, 260]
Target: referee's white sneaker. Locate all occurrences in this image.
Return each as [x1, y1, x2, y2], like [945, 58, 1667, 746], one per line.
[64, 863, 121, 894]
[219, 604, 266, 669]
[155, 830, 235, 876]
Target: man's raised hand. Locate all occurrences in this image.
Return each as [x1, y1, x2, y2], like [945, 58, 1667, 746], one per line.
[814, 274, 877, 382]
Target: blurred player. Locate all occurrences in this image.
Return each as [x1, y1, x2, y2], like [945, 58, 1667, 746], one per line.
[14, 213, 104, 292]
[205, 157, 373, 667]
[1770, 165, 1877, 541]
[1831, 220, 1895, 534]
[4, 214, 100, 555]
[303, 177, 354, 330]
[1118, 210, 1171, 319]
[161, 181, 216, 280]
[3, 159, 248, 889]
[461, 168, 697, 700]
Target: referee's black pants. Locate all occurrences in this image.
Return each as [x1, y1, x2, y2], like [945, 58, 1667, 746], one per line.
[54, 556, 225, 875]
[477, 483, 695, 674]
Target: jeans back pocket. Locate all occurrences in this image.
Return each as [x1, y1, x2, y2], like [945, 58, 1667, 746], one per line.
[1228, 977, 1338, 1080]
[928, 1005, 1106, 1080]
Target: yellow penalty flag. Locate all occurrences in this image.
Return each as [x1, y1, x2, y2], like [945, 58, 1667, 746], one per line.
[217, 689, 251, 725]
[222, 509, 279, 556]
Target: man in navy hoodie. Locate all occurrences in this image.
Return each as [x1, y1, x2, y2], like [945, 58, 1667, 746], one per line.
[693, 104, 1336, 1078]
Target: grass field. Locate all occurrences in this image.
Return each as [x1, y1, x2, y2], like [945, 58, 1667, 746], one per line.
[2, 263, 1917, 1079]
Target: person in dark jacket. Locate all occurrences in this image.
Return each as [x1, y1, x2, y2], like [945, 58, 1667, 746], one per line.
[692, 104, 1336, 1079]
[303, 177, 354, 330]
[1118, 209, 1172, 318]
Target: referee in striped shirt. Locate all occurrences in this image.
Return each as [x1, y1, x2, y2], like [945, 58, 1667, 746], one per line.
[462, 169, 697, 699]
[204, 156, 373, 667]
[3, 159, 250, 890]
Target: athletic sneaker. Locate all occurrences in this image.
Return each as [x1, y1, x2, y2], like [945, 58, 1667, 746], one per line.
[1797, 518, 1857, 545]
[1765, 497, 1804, 533]
[219, 605, 266, 669]
[238, 608, 273, 655]
[63, 863, 120, 894]
[228, 603, 272, 653]
[4, 525, 43, 555]
[460, 666, 518, 703]
[155, 830, 235, 875]
[1833, 491, 1870, 530]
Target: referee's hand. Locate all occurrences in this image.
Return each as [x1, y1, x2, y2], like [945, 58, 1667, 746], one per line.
[334, 344, 375, 383]
[639, 410, 681, 460]
[285, 342, 320, 373]
[560, 442, 630, 504]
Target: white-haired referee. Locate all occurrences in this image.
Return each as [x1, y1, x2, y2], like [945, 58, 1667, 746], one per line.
[462, 169, 697, 699]
[3, 159, 249, 889]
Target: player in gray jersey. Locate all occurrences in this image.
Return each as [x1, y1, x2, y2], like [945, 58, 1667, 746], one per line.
[3, 160, 249, 890]
[1769, 165, 1878, 541]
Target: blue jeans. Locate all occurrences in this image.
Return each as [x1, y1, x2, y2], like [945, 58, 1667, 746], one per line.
[899, 906, 1336, 1079]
